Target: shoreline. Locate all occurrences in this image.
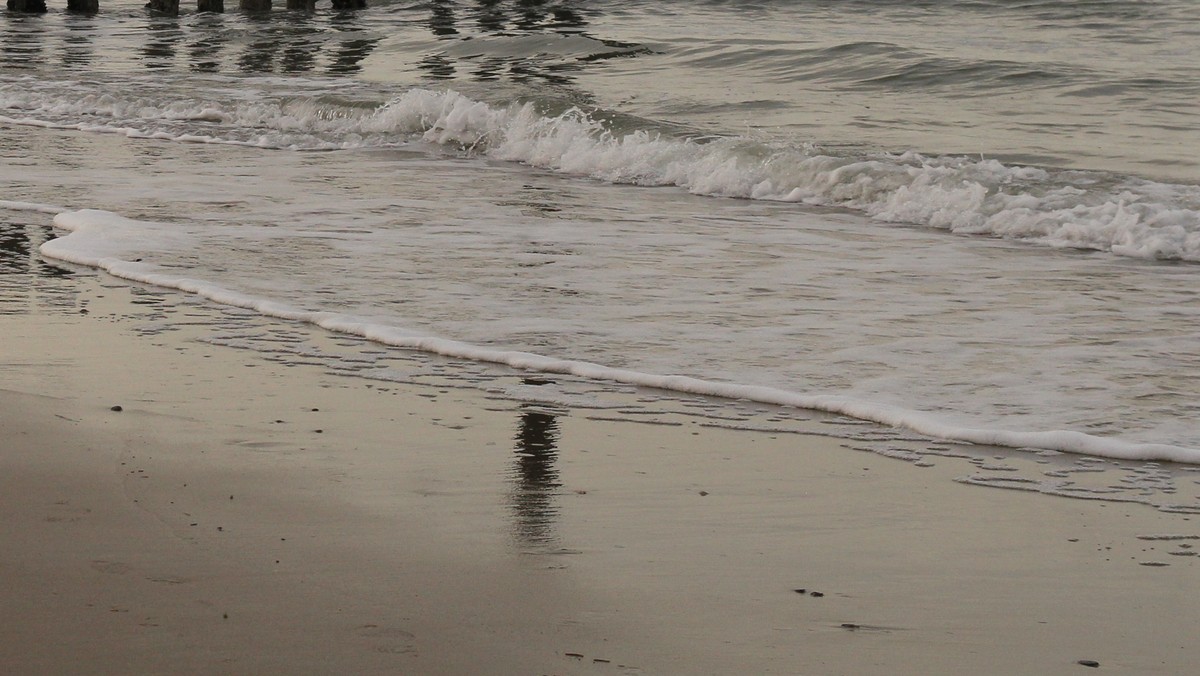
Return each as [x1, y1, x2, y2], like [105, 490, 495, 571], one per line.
[3, 272, 1200, 674]
[32, 202, 1200, 466]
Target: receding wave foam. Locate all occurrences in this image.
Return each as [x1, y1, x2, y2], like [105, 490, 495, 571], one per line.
[0, 76, 397, 150]
[3, 79, 1197, 261]
[370, 89, 1200, 261]
[0, 200, 65, 215]
[32, 206, 1200, 465]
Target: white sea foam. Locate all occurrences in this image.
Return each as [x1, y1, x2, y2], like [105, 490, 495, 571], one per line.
[36, 207, 1200, 465]
[2, 81, 1197, 260]
[0, 200, 66, 215]
[374, 90, 1200, 260]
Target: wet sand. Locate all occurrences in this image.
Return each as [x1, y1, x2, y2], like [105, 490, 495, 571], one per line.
[3, 274, 1200, 675]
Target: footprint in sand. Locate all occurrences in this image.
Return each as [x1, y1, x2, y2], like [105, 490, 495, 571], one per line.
[356, 624, 417, 656]
[47, 501, 92, 523]
[90, 560, 130, 575]
[146, 575, 191, 585]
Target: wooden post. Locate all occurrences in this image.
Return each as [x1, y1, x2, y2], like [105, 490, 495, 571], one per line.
[146, 0, 178, 14]
[6, 0, 49, 13]
[196, 0, 223, 11]
[66, 0, 99, 12]
[239, 0, 270, 10]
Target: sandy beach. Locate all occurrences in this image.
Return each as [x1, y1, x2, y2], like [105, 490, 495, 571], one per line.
[3, 270, 1200, 675]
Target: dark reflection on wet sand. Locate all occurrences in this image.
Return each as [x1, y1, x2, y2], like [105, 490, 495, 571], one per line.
[237, 14, 276, 72]
[327, 10, 378, 75]
[509, 406, 562, 547]
[0, 2, 649, 94]
[186, 13, 227, 72]
[0, 8, 379, 75]
[0, 221, 77, 315]
[61, 14, 95, 67]
[0, 16, 43, 69]
[419, 0, 614, 87]
[0, 221, 69, 278]
[142, 15, 183, 69]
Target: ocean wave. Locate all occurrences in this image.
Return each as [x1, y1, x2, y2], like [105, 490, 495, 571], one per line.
[680, 40, 1079, 94]
[376, 89, 1200, 260]
[24, 205, 1200, 465]
[2, 80, 1198, 260]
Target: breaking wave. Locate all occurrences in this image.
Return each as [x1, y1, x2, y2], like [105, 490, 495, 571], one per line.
[3, 79, 1196, 261]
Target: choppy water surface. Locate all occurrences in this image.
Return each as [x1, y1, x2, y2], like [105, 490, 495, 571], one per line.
[2, 1, 1198, 474]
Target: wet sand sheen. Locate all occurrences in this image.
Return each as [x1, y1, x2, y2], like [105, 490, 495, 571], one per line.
[2, 275, 1200, 675]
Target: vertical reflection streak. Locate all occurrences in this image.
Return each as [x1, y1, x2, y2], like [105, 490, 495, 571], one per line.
[509, 406, 562, 548]
[1, 16, 45, 69]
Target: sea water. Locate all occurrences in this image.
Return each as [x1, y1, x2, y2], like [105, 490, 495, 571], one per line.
[2, 1, 1198, 470]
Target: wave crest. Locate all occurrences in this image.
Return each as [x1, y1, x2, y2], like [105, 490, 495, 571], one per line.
[3, 77, 1198, 261]
[374, 89, 1200, 261]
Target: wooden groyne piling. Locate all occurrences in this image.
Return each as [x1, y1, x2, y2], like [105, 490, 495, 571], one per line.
[6, 0, 365, 12]
[6, 0, 51, 11]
